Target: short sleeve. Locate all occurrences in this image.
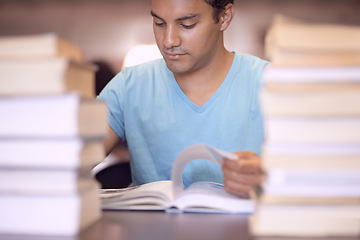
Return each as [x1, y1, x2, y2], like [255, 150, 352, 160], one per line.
[97, 71, 127, 139]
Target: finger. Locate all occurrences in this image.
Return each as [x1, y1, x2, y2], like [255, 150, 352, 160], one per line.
[223, 179, 253, 198]
[221, 151, 256, 163]
[222, 158, 263, 174]
[223, 167, 264, 186]
[235, 151, 258, 159]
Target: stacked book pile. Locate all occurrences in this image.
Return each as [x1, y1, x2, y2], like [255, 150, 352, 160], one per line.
[0, 33, 107, 236]
[250, 15, 360, 237]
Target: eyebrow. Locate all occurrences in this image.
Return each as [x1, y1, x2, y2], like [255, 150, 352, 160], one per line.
[150, 11, 199, 21]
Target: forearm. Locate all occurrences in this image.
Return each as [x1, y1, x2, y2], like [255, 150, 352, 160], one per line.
[102, 124, 121, 156]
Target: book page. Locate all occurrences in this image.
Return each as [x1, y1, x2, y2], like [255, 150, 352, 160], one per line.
[172, 181, 255, 214]
[100, 180, 173, 209]
[170, 144, 237, 198]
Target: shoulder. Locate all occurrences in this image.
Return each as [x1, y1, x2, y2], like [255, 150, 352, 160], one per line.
[233, 52, 270, 72]
[117, 58, 165, 80]
[231, 52, 270, 88]
[99, 58, 166, 93]
[227, 52, 270, 97]
[98, 58, 169, 102]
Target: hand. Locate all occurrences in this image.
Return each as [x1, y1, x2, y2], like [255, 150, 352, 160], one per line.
[221, 151, 265, 198]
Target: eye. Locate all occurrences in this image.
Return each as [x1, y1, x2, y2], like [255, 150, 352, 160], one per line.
[154, 19, 165, 27]
[181, 23, 197, 29]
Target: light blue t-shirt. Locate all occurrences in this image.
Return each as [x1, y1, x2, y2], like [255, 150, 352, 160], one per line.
[98, 52, 269, 187]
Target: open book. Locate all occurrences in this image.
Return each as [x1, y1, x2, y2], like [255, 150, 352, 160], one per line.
[100, 144, 255, 214]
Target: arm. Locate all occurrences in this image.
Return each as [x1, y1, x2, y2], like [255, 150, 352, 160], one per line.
[102, 124, 121, 156]
[221, 151, 265, 198]
[92, 124, 123, 176]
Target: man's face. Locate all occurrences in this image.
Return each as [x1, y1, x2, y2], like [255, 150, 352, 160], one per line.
[151, 0, 222, 75]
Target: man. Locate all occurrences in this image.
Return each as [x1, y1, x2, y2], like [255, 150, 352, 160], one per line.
[99, 0, 268, 198]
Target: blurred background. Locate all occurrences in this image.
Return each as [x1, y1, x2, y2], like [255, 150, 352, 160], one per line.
[1, 0, 360, 73]
[1, 0, 359, 188]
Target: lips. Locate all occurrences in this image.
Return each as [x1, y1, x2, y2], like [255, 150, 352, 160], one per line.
[164, 51, 186, 60]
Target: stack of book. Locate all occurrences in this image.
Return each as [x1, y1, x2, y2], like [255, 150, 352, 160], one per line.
[0, 33, 107, 236]
[250, 15, 360, 237]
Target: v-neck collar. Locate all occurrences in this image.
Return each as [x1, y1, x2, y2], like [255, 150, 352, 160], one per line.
[164, 53, 237, 113]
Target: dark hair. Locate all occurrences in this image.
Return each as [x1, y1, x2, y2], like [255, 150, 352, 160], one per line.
[205, 0, 234, 23]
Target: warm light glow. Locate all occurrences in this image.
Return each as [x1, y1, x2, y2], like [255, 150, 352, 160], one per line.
[122, 44, 162, 68]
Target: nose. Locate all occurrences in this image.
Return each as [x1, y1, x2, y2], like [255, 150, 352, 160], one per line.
[163, 25, 181, 49]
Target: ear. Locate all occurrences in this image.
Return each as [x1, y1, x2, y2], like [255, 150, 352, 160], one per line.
[219, 3, 235, 31]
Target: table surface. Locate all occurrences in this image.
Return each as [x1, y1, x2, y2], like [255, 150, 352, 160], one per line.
[0, 210, 357, 240]
[81, 210, 252, 240]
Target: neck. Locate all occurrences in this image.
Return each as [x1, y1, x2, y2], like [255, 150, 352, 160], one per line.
[174, 48, 235, 106]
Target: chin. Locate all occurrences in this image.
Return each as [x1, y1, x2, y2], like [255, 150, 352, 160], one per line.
[165, 59, 197, 74]
[164, 62, 189, 74]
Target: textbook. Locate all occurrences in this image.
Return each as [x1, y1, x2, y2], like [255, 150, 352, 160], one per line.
[0, 184, 100, 236]
[262, 143, 360, 171]
[262, 66, 360, 83]
[0, 93, 107, 139]
[263, 168, 360, 198]
[260, 89, 360, 116]
[268, 49, 360, 67]
[0, 169, 98, 194]
[265, 117, 360, 144]
[0, 33, 103, 237]
[250, 202, 360, 237]
[0, 57, 96, 98]
[100, 144, 255, 214]
[0, 138, 104, 169]
[266, 15, 360, 52]
[254, 14, 360, 239]
[0, 32, 82, 63]
[265, 15, 360, 67]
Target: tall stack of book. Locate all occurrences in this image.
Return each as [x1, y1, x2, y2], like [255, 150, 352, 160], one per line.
[250, 15, 360, 237]
[0, 33, 107, 236]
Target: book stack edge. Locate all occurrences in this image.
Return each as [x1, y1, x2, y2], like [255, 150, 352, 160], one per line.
[250, 15, 360, 238]
[0, 33, 107, 236]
